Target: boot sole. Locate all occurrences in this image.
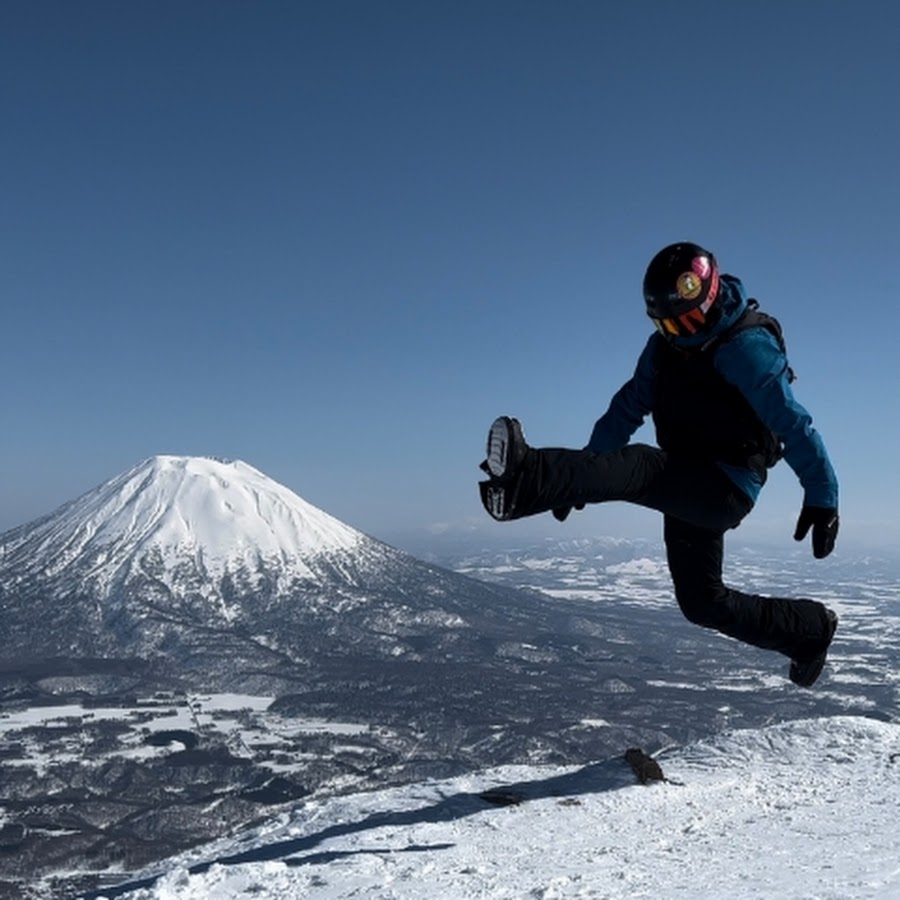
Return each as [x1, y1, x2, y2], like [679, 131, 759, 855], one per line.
[485, 416, 521, 479]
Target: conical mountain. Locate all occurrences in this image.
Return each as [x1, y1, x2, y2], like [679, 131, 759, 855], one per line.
[0, 456, 554, 686]
[1, 455, 383, 602]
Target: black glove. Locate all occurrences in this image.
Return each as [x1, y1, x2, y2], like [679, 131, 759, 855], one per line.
[552, 503, 584, 522]
[794, 506, 839, 559]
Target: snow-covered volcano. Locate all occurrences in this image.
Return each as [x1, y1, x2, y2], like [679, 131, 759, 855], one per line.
[0, 455, 534, 672]
[0, 456, 376, 599]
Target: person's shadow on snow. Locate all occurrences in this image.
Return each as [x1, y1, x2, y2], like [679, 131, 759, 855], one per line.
[82, 757, 636, 898]
[220, 755, 636, 870]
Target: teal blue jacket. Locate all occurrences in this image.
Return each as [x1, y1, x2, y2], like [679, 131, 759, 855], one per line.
[587, 276, 838, 509]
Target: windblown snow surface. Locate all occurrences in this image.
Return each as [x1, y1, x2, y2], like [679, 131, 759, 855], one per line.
[94, 715, 900, 899]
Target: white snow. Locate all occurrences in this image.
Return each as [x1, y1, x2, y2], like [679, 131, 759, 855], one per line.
[605, 558, 668, 578]
[3, 456, 364, 593]
[94, 715, 900, 899]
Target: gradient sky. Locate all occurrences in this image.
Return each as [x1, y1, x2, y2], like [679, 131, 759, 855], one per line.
[2, 1, 899, 553]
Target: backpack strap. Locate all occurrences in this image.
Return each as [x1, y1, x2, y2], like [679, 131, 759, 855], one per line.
[703, 298, 796, 383]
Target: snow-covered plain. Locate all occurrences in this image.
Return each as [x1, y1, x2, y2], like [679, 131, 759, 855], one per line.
[93, 715, 900, 899]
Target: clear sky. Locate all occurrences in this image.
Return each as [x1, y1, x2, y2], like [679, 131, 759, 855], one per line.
[2, 1, 898, 553]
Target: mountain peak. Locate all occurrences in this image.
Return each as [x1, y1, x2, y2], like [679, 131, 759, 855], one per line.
[2, 455, 366, 597]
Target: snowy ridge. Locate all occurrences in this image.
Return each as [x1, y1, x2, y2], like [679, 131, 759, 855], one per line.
[92, 715, 900, 899]
[1, 456, 365, 596]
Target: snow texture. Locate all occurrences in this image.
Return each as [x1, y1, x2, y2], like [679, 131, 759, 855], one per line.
[2, 456, 362, 594]
[97, 715, 900, 899]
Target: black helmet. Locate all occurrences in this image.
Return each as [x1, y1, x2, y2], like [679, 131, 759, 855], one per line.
[643, 242, 721, 340]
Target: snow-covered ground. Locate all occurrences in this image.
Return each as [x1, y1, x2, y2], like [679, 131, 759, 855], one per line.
[93, 715, 900, 899]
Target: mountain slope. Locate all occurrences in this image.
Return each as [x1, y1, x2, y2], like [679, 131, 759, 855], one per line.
[0, 456, 607, 691]
[1, 455, 372, 597]
[82, 715, 900, 900]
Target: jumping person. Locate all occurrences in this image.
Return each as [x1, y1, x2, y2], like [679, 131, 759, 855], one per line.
[478, 242, 839, 687]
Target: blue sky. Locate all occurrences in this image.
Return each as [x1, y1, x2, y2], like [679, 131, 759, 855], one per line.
[2, 1, 898, 552]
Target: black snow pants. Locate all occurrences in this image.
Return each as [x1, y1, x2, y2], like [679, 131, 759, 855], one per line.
[507, 443, 832, 660]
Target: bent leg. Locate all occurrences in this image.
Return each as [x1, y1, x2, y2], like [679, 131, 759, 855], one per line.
[664, 516, 834, 659]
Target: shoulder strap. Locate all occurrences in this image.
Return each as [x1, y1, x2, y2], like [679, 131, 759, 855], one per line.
[704, 298, 796, 382]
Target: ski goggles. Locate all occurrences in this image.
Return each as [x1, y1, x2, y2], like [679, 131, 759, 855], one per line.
[652, 307, 711, 338]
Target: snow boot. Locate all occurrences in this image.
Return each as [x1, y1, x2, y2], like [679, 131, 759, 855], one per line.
[789, 608, 838, 688]
[479, 416, 529, 521]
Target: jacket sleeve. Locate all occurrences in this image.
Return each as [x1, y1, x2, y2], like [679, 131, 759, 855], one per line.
[586, 336, 657, 453]
[714, 328, 839, 508]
